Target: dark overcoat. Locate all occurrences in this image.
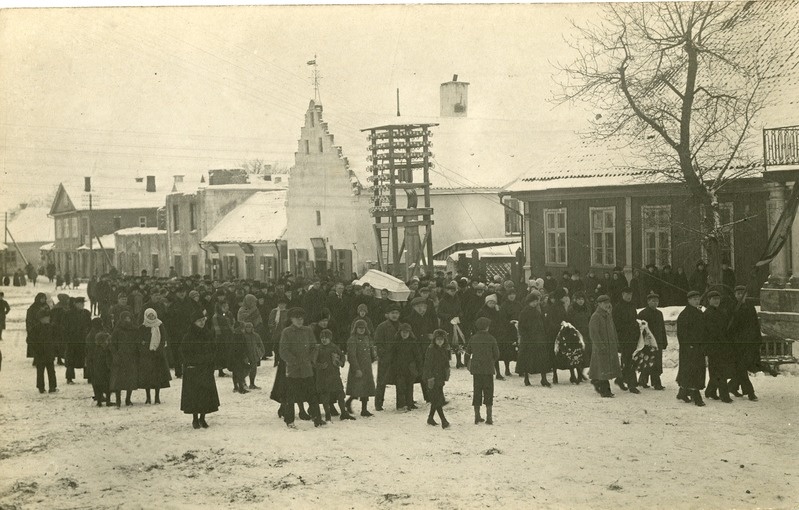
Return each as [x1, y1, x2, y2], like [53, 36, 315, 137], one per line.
[180, 324, 220, 414]
[676, 305, 706, 390]
[704, 305, 736, 378]
[373, 319, 399, 386]
[109, 323, 140, 392]
[137, 325, 172, 389]
[588, 307, 621, 380]
[64, 308, 91, 369]
[637, 306, 667, 375]
[346, 332, 376, 398]
[516, 304, 549, 375]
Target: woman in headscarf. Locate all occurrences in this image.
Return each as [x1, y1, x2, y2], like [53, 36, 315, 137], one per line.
[345, 319, 376, 417]
[180, 309, 220, 429]
[109, 310, 140, 407]
[26, 292, 49, 361]
[138, 308, 171, 404]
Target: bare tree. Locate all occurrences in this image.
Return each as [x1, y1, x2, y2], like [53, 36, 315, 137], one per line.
[555, 2, 769, 284]
[241, 159, 269, 175]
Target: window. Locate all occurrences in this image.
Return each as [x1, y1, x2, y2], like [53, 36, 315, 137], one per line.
[245, 254, 255, 279]
[172, 204, 180, 232]
[316, 210, 321, 226]
[304, 140, 310, 154]
[318, 137, 324, 153]
[151, 254, 159, 275]
[309, 111, 315, 127]
[82, 217, 89, 237]
[191, 254, 199, 275]
[139, 216, 147, 228]
[113, 216, 121, 231]
[590, 207, 616, 267]
[544, 208, 567, 265]
[642, 205, 672, 266]
[261, 255, 277, 281]
[71, 217, 78, 238]
[504, 198, 522, 235]
[189, 203, 197, 231]
[63, 217, 70, 239]
[173, 255, 183, 276]
[225, 255, 239, 278]
[56, 218, 62, 239]
[701, 203, 735, 266]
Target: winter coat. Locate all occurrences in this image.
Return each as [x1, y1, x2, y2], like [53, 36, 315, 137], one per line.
[466, 330, 499, 376]
[588, 306, 621, 380]
[374, 319, 400, 386]
[90, 342, 113, 392]
[728, 300, 761, 371]
[268, 307, 290, 356]
[346, 332, 376, 398]
[637, 306, 667, 375]
[30, 322, 58, 366]
[63, 308, 91, 369]
[704, 305, 736, 378]
[243, 330, 265, 366]
[422, 342, 450, 386]
[497, 299, 523, 361]
[109, 323, 140, 391]
[180, 324, 220, 415]
[389, 331, 422, 384]
[0, 298, 9, 330]
[568, 302, 592, 366]
[279, 324, 317, 379]
[137, 324, 171, 389]
[212, 309, 235, 370]
[676, 305, 707, 390]
[181, 324, 216, 367]
[228, 332, 251, 373]
[612, 300, 639, 353]
[516, 304, 550, 375]
[314, 342, 345, 394]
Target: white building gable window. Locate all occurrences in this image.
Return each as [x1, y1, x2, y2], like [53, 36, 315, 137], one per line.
[642, 205, 672, 266]
[316, 210, 321, 226]
[544, 208, 567, 266]
[590, 207, 616, 267]
[504, 198, 522, 235]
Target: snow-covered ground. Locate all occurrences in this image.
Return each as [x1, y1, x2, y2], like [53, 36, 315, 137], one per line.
[0, 284, 797, 509]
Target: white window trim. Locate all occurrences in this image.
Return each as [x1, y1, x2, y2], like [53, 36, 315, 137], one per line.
[701, 203, 735, 267]
[544, 208, 568, 266]
[139, 216, 147, 228]
[641, 205, 672, 266]
[504, 198, 523, 236]
[589, 206, 616, 267]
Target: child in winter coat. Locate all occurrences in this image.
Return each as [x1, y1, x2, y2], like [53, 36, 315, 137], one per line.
[91, 332, 113, 406]
[466, 317, 499, 425]
[314, 329, 355, 422]
[229, 326, 252, 394]
[423, 329, 451, 429]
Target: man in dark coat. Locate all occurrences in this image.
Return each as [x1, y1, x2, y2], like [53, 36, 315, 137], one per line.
[326, 282, 350, 344]
[728, 285, 761, 401]
[392, 322, 423, 411]
[63, 297, 91, 384]
[676, 290, 707, 406]
[279, 307, 323, 428]
[437, 281, 464, 367]
[467, 316, 499, 424]
[588, 295, 621, 398]
[302, 280, 325, 324]
[407, 297, 436, 403]
[703, 290, 735, 403]
[165, 288, 193, 378]
[612, 288, 640, 393]
[31, 308, 58, 393]
[373, 304, 401, 411]
[637, 292, 667, 390]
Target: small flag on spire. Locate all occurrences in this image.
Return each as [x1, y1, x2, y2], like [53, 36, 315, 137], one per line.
[307, 59, 316, 66]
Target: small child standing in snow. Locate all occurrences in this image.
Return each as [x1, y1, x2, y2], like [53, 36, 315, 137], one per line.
[91, 332, 113, 406]
[315, 329, 355, 422]
[423, 329, 451, 429]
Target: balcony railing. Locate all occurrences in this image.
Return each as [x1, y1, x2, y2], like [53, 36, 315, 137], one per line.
[764, 125, 799, 168]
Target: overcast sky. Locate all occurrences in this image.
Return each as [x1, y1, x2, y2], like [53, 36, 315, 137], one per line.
[0, 4, 599, 212]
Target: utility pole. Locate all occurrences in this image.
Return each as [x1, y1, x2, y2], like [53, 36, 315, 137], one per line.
[3, 211, 7, 279]
[88, 193, 94, 278]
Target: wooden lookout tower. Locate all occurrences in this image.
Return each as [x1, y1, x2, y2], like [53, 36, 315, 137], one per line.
[363, 123, 438, 279]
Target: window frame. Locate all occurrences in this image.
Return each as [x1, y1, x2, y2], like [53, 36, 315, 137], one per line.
[589, 206, 616, 268]
[641, 205, 672, 267]
[543, 208, 568, 266]
[504, 198, 522, 236]
[172, 204, 180, 232]
[139, 216, 147, 228]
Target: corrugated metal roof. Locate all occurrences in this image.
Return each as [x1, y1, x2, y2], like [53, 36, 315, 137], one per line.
[201, 190, 287, 244]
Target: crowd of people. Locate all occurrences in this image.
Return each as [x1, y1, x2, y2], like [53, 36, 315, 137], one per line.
[15, 260, 762, 430]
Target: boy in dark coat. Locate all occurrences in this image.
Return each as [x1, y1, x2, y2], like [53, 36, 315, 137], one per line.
[31, 308, 58, 393]
[676, 291, 707, 406]
[423, 329, 451, 429]
[391, 323, 422, 411]
[314, 329, 355, 421]
[467, 317, 499, 425]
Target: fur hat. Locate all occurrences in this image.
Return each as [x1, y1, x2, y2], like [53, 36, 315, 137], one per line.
[484, 294, 498, 304]
[474, 317, 491, 331]
[398, 323, 413, 332]
[525, 290, 542, 303]
[411, 297, 428, 307]
[432, 329, 448, 340]
[596, 294, 611, 303]
[320, 329, 333, 340]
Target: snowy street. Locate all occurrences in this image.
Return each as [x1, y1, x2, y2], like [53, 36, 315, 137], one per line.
[0, 284, 797, 509]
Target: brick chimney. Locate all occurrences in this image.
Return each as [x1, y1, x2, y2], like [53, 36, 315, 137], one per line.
[84, 176, 92, 192]
[440, 74, 469, 118]
[146, 175, 156, 193]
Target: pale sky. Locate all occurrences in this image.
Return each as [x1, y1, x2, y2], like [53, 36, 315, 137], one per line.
[0, 4, 598, 212]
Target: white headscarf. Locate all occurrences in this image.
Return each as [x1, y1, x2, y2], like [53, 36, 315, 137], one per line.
[142, 308, 162, 351]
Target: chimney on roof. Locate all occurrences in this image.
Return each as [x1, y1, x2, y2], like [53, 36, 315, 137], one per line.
[440, 74, 469, 118]
[84, 176, 92, 192]
[146, 175, 156, 193]
[19, 203, 28, 210]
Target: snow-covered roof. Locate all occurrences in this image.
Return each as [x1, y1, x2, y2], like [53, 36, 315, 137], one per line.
[40, 242, 54, 251]
[6, 207, 54, 244]
[53, 179, 168, 213]
[504, 1, 799, 195]
[114, 227, 166, 236]
[202, 190, 287, 244]
[447, 242, 522, 260]
[77, 234, 115, 251]
[0, 242, 7, 251]
[170, 180, 287, 196]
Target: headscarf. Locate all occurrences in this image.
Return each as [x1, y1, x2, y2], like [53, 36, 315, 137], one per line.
[142, 308, 162, 351]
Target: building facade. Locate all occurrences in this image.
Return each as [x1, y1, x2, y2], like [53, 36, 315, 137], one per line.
[114, 227, 169, 277]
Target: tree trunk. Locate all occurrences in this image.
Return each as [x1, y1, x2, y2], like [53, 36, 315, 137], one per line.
[704, 193, 723, 287]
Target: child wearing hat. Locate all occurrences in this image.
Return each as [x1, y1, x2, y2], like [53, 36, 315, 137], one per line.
[467, 317, 499, 424]
[423, 329, 451, 429]
[391, 323, 422, 411]
[314, 329, 355, 421]
[90, 332, 113, 406]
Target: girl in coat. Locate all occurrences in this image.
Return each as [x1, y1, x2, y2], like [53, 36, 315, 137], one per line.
[109, 311, 140, 407]
[90, 332, 113, 407]
[345, 319, 376, 417]
[423, 329, 451, 429]
[138, 308, 171, 404]
[229, 325, 251, 394]
[181, 311, 220, 429]
[315, 329, 355, 421]
[242, 321, 265, 390]
[350, 304, 375, 336]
